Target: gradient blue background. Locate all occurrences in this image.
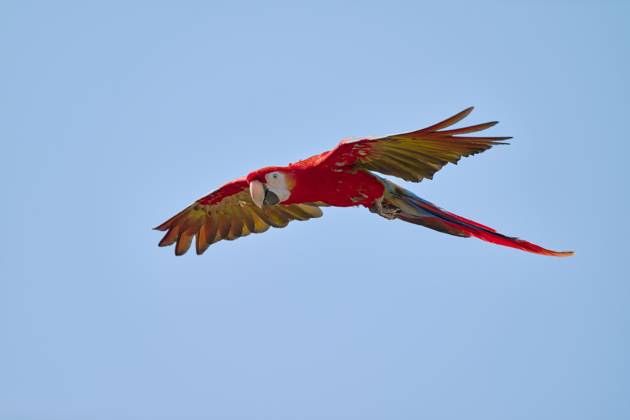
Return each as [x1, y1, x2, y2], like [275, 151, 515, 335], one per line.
[2, 1, 629, 419]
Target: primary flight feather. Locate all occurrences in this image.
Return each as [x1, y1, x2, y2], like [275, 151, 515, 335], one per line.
[155, 107, 573, 257]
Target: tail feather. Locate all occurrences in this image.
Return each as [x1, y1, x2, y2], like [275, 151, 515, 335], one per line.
[377, 178, 574, 257]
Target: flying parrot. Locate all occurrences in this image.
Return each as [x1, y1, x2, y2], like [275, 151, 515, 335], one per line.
[155, 107, 573, 257]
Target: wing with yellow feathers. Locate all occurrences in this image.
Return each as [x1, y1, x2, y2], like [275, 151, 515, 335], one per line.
[322, 107, 511, 182]
[154, 178, 323, 255]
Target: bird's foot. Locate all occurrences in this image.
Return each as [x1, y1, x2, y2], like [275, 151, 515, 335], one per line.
[369, 198, 401, 220]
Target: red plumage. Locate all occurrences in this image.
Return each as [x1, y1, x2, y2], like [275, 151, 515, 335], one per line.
[155, 108, 573, 257]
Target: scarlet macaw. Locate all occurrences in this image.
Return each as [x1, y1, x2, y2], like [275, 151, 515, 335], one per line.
[155, 107, 573, 257]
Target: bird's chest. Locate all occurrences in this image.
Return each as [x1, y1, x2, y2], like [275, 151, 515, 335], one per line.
[287, 169, 384, 207]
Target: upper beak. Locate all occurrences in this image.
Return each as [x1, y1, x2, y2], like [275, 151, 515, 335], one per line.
[249, 180, 265, 208]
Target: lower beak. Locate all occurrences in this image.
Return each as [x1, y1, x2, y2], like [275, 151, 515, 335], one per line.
[249, 180, 265, 208]
[263, 190, 280, 205]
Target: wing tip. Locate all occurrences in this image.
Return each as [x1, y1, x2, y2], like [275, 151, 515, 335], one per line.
[153, 222, 169, 231]
[418, 106, 476, 133]
[455, 106, 475, 121]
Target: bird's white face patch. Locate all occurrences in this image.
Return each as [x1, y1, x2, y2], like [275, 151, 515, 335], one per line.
[265, 171, 291, 203]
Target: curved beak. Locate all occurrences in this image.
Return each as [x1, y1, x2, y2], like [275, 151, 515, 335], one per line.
[249, 180, 265, 208]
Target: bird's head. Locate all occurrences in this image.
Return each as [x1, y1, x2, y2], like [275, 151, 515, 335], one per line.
[246, 167, 295, 208]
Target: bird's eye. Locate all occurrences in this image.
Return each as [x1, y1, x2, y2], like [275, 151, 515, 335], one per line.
[272, 173, 278, 179]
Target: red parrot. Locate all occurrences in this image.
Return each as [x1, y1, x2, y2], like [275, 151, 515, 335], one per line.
[155, 107, 573, 257]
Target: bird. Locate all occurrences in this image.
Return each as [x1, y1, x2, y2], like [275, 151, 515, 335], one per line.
[155, 107, 573, 257]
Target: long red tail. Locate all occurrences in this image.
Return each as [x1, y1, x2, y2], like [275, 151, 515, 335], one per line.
[378, 178, 574, 257]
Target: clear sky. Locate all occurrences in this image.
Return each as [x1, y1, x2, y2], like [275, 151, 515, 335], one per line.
[2, 1, 629, 419]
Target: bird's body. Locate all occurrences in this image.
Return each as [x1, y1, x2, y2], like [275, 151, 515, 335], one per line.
[247, 158, 385, 208]
[156, 108, 573, 257]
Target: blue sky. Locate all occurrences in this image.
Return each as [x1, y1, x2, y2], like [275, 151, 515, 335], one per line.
[2, 1, 629, 419]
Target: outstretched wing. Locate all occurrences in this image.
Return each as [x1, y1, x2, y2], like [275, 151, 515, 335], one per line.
[154, 177, 323, 255]
[322, 107, 511, 182]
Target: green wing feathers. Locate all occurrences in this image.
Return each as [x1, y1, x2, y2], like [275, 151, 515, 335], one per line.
[328, 107, 511, 182]
[155, 187, 323, 256]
